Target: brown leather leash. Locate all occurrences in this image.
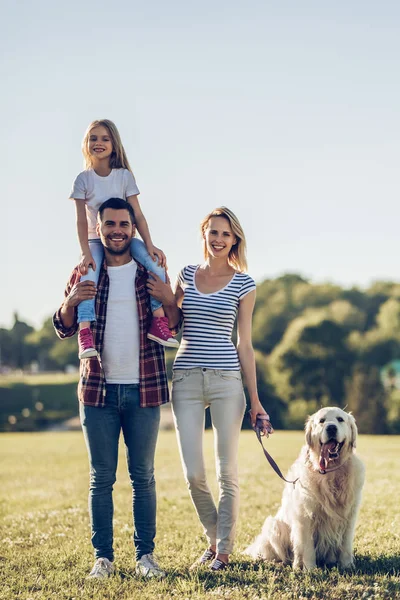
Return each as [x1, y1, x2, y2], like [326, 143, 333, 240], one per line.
[253, 414, 299, 487]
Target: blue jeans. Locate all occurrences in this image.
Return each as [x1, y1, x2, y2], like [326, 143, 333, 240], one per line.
[79, 384, 161, 561]
[77, 238, 165, 323]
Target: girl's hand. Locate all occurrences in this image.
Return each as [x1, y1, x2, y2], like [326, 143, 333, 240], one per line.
[248, 400, 270, 429]
[147, 244, 167, 268]
[79, 252, 96, 276]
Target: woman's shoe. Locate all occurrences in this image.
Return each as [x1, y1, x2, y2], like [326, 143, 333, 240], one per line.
[209, 558, 228, 571]
[189, 548, 216, 570]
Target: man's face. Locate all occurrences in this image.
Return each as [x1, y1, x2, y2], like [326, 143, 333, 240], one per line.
[96, 208, 135, 255]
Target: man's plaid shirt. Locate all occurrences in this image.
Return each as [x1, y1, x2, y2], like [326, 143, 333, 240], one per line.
[53, 260, 170, 408]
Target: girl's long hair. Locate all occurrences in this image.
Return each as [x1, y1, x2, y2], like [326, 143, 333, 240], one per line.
[200, 207, 248, 272]
[82, 119, 133, 172]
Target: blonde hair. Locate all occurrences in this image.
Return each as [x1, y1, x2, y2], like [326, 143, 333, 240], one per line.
[200, 206, 248, 272]
[82, 119, 133, 172]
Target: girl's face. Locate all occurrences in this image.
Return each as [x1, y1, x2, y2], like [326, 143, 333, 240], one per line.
[204, 216, 237, 260]
[87, 125, 113, 161]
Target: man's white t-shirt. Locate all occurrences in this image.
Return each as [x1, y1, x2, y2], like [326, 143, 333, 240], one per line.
[102, 260, 140, 383]
[70, 168, 140, 239]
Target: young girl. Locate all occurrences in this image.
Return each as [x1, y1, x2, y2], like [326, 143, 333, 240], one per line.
[70, 119, 178, 359]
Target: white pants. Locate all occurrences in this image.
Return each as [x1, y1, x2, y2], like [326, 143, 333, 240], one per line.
[171, 367, 246, 554]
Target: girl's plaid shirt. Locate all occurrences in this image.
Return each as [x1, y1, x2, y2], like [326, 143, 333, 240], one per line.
[53, 260, 173, 408]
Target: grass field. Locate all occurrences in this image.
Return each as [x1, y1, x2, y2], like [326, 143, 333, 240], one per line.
[1, 430, 400, 600]
[0, 372, 79, 386]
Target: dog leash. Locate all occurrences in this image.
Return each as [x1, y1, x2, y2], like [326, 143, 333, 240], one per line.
[253, 414, 299, 486]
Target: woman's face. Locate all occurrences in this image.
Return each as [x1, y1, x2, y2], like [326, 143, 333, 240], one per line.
[204, 216, 237, 260]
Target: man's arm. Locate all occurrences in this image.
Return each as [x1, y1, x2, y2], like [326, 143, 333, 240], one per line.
[53, 269, 97, 339]
[146, 273, 183, 333]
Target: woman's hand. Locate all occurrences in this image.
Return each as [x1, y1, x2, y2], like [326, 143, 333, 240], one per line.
[146, 244, 167, 268]
[78, 252, 96, 276]
[248, 400, 270, 429]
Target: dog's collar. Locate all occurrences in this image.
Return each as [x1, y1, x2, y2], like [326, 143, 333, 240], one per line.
[318, 462, 346, 475]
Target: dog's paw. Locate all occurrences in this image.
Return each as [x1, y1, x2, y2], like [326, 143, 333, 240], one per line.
[293, 557, 303, 570]
[338, 554, 355, 570]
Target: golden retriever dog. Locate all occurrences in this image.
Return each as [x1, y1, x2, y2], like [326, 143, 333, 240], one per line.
[245, 407, 365, 570]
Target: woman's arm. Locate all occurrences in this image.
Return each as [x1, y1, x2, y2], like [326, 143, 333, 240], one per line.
[74, 200, 95, 274]
[127, 195, 166, 267]
[237, 289, 269, 427]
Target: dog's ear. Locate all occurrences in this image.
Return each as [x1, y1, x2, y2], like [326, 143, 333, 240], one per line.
[348, 413, 358, 448]
[305, 415, 313, 446]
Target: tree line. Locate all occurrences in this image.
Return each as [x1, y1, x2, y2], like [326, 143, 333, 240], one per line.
[2, 273, 400, 433]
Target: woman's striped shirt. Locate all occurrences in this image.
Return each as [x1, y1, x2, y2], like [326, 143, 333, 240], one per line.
[173, 264, 256, 370]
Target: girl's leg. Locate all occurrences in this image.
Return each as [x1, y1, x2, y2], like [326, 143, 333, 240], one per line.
[77, 240, 104, 359]
[171, 369, 218, 550]
[78, 240, 104, 326]
[130, 238, 164, 313]
[130, 238, 178, 348]
[207, 370, 246, 563]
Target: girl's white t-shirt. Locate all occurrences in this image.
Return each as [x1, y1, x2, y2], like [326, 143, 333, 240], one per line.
[70, 168, 140, 239]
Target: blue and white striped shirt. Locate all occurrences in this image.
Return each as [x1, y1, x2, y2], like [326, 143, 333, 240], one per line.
[173, 265, 256, 370]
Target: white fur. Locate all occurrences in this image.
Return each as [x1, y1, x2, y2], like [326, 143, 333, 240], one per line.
[245, 407, 365, 570]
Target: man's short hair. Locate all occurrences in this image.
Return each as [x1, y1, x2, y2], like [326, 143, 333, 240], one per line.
[98, 198, 135, 225]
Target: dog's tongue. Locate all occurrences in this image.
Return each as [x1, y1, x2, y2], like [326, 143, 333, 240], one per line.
[319, 441, 337, 471]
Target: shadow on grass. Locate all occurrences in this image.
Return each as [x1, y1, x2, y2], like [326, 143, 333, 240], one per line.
[117, 555, 400, 588]
[353, 554, 400, 575]
[187, 555, 400, 585]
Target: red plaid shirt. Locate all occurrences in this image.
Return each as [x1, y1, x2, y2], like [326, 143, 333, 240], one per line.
[53, 260, 170, 408]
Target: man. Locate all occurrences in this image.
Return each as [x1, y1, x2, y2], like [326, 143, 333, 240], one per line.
[53, 197, 180, 579]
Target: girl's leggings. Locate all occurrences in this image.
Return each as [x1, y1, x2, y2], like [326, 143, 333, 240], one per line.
[77, 238, 165, 323]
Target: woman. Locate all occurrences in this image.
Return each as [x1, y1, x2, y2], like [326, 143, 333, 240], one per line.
[148, 207, 269, 571]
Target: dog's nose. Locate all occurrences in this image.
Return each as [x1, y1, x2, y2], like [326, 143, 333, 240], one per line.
[326, 424, 337, 438]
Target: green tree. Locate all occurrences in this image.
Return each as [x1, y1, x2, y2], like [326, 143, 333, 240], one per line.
[8, 314, 35, 369]
[270, 316, 353, 407]
[345, 364, 387, 434]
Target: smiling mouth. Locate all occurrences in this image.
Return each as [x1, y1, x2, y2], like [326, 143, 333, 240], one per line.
[319, 440, 344, 471]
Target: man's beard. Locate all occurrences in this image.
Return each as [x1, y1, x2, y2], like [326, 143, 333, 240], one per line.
[102, 236, 132, 256]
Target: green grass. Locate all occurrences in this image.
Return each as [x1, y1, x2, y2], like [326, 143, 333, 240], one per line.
[0, 372, 79, 387]
[1, 430, 400, 600]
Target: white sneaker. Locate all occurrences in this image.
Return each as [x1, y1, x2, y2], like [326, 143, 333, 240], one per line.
[87, 557, 114, 579]
[135, 553, 166, 578]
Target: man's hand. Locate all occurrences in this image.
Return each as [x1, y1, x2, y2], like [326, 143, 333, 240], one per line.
[146, 273, 174, 305]
[65, 281, 97, 308]
[60, 281, 96, 330]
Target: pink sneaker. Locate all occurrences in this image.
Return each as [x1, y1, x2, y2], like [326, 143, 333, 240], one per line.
[147, 317, 179, 348]
[78, 327, 98, 359]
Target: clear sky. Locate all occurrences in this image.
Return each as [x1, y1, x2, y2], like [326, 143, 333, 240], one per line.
[2, 1, 400, 328]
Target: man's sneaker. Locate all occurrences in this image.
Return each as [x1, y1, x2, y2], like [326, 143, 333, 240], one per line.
[78, 327, 98, 359]
[147, 317, 179, 348]
[87, 557, 114, 579]
[135, 553, 166, 578]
